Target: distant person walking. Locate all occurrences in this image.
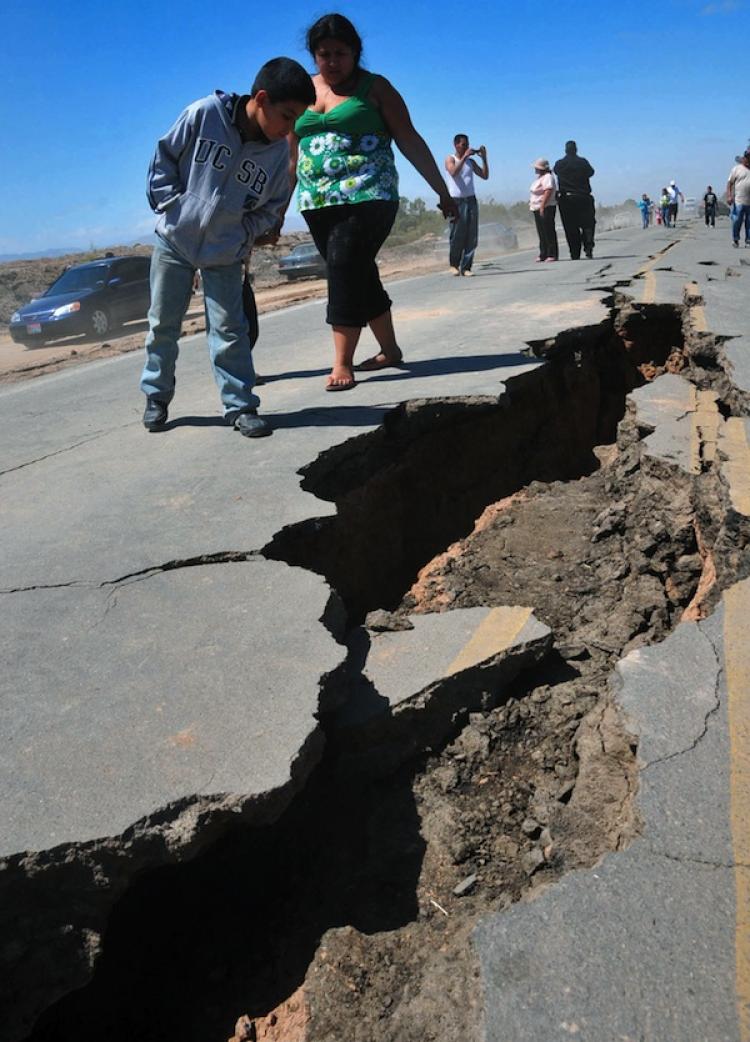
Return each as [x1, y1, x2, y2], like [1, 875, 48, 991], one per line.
[703, 186, 718, 227]
[444, 134, 489, 276]
[727, 151, 750, 248]
[659, 188, 671, 227]
[553, 141, 595, 259]
[638, 194, 652, 229]
[667, 180, 685, 226]
[729, 155, 742, 226]
[529, 158, 559, 262]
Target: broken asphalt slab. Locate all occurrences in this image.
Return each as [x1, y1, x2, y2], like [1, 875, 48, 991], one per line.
[0, 559, 345, 856]
[0, 559, 345, 1039]
[335, 606, 551, 772]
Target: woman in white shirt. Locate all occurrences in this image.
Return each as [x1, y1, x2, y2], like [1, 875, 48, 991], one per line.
[529, 158, 559, 262]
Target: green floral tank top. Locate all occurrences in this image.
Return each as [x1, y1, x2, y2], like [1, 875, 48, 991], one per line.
[295, 72, 399, 210]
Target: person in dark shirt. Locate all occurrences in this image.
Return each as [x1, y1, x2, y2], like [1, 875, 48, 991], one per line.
[703, 186, 718, 227]
[553, 140, 596, 259]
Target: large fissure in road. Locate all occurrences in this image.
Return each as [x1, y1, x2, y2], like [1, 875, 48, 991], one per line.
[262, 296, 683, 621]
[25, 292, 750, 1042]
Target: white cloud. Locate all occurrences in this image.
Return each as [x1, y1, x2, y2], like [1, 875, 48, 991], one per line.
[701, 0, 741, 15]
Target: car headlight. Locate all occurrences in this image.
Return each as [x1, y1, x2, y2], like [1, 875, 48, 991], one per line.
[11, 311, 20, 323]
[52, 302, 81, 317]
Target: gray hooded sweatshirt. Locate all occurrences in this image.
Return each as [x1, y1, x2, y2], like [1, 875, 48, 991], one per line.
[147, 91, 289, 268]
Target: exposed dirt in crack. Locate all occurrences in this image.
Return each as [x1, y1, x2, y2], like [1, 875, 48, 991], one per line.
[23, 296, 748, 1042]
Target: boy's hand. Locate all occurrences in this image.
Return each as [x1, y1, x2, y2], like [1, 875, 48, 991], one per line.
[255, 223, 283, 247]
[255, 231, 280, 246]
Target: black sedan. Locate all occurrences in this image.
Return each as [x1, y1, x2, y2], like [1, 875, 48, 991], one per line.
[277, 243, 327, 281]
[9, 255, 151, 346]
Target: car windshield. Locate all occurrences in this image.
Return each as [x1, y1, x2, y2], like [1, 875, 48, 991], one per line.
[45, 266, 110, 296]
[292, 245, 317, 256]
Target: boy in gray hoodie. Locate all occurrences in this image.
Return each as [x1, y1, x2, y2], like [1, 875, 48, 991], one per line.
[141, 58, 314, 437]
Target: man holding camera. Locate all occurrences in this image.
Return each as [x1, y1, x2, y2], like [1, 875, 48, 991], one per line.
[445, 134, 489, 276]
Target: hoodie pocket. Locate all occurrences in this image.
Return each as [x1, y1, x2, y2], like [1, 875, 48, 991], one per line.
[157, 190, 210, 259]
[201, 197, 253, 265]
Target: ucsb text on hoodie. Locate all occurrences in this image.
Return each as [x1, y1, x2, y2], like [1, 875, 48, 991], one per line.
[147, 91, 289, 268]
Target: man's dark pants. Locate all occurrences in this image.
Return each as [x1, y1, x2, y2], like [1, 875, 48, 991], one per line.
[558, 193, 596, 259]
[449, 196, 479, 273]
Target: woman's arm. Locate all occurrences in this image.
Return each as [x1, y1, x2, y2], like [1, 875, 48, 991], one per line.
[268, 131, 300, 235]
[373, 76, 457, 218]
[287, 132, 299, 199]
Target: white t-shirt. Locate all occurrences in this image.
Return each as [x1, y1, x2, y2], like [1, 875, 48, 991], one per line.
[729, 164, 750, 206]
[667, 184, 681, 204]
[529, 172, 557, 212]
[446, 156, 476, 199]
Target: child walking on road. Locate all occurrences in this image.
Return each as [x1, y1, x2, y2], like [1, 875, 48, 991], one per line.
[141, 58, 314, 437]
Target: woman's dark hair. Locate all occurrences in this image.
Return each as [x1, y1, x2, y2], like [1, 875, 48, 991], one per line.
[306, 13, 363, 67]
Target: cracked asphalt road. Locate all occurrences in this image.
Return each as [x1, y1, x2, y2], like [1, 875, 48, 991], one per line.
[2, 222, 750, 1042]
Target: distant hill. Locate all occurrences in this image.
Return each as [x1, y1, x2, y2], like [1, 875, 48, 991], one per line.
[0, 248, 82, 262]
[0, 236, 159, 263]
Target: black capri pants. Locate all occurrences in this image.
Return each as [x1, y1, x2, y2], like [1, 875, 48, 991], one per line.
[303, 200, 399, 327]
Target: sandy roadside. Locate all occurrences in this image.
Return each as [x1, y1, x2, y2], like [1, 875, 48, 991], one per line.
[0, 254, 446, 386]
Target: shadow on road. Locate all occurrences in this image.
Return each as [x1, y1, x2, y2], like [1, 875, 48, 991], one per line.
[265, 352, 530, 388]
[153, 415, 228, 431]
[269, 404, 393, 430]
[362, 352, 531, 383]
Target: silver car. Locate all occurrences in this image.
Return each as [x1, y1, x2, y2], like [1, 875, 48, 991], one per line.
[277, 243, 327, 281]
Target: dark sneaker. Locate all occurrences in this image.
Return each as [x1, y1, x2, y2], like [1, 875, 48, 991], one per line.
[143, 397, 168, 430]
[584, 250, 593, 259]
[234, 409, 272, 438]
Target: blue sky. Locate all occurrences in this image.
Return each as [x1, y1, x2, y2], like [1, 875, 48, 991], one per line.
[1, 0, 746, 254]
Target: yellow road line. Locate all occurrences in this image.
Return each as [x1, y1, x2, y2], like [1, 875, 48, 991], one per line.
[685, 282, 709, 333]
[721, 419, 750, 517]
[446, 606, 532, 677]
[635, 243, 679, 305]
[642, 270, 656, 304]
[690, 391, 720, 474]
[636, 251, 664, 304]
[723, 581, 750, 1041]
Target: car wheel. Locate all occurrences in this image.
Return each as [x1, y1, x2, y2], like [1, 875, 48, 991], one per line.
[89, 309, 110, 338]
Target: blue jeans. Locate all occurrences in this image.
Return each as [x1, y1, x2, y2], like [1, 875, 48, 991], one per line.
[449, 196, 479, 272]
[140, 236, 258, 418]
[732, 204, 750, 244]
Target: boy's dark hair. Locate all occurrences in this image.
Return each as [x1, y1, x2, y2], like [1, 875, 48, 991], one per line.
[251, 57, 315, 105]
[306, 13, 363, 68]
[454, 133, 469, 146]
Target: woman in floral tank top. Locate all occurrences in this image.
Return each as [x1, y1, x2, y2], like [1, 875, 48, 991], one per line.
[289, 14, 457, 390]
